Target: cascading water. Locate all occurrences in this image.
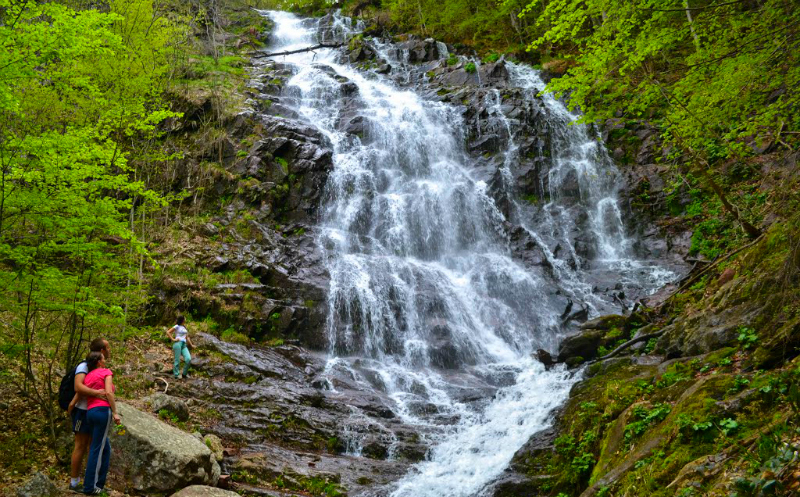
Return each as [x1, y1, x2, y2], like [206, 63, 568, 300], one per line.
[259, 10, 675, 496]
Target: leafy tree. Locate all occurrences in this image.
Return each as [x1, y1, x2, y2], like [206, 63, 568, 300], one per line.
[520, 0, 800, 238]
[0, 0, 178, 448]
[381, 0, 534, 51]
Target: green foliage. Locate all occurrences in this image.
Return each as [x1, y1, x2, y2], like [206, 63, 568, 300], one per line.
[232, 469, 260, 485]
[0, 0, 186, 449]
[482, 52, 500, 63]
[158, 409, 180, 423]
[738, 327, 759, 350]
[521, 0, 799, 240]
[522, 0, 800, 163]
[623, 403, 671, 446]
[464, 62, 477, 73]
[555, 430, 597, 480]
[521, 193, 539, 205]
[734, 438, 796, 496]
[381, 0, 534, 52]
[271, 471, 344, 496]
[276, 156, 289, 173]
[221, 327, 250, 345]
[691, 420, 713, 433]
[729, 375, 751, 393]
[655, 364, 691, 389]
[719, 417, 739, 436]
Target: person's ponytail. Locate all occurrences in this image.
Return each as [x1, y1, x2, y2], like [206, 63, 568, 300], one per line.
[85, 351, 104, 372]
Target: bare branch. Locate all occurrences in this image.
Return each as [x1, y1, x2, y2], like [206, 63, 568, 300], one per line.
[251, 43, 344, 59]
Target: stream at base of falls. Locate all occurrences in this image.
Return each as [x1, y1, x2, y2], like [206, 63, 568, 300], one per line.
[245, 10, 679, 496]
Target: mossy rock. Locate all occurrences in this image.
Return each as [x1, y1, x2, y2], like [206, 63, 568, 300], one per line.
[580, 314, 627, 331]
[558, 329, 604, 363]
[751, 315, 800, 368]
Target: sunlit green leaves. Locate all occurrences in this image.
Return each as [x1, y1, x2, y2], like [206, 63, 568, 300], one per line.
[520, 0, 800, 162]
[0, 0, 179, 370]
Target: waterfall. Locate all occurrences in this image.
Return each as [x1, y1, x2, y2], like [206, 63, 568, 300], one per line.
[259, 10, 674, 496]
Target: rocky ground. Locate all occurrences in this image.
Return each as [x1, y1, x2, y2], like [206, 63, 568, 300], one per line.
[8, 327, 412, 497]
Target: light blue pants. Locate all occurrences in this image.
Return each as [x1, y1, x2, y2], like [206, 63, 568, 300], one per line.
[173, 341, 191, 377]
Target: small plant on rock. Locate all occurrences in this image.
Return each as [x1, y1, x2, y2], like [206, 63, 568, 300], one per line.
[482, 52, 500, 63]
[738, 326, 759, 350]
[719, 417, 739, 436]
[158, 409, 180, 424]
[623, 403, 671, 446]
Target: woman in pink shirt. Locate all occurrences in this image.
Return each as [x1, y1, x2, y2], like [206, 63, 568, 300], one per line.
[82, 351, 121, 495]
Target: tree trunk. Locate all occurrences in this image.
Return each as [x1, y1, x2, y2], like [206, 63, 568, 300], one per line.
[683, 0, 700, 49]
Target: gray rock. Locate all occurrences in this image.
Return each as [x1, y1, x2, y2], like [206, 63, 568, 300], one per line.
[111, 403, 220, 494]
[190, 357, 210, 370]
[170, 486, 239, 497]
[16, 472, 57, 497]
[203, 434, 225, 462]
[145, 392, 190, 422]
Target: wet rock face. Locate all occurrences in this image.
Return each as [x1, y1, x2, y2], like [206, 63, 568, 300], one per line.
[603, 118, 694, 267]
[400, 37, 443, 63]
[176, 333, 424, 494]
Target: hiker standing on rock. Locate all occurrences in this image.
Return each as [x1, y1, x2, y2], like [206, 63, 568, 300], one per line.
[65, 338, 110, 493]
[167, 315, 194, 379]
[82, 350, 121, 495]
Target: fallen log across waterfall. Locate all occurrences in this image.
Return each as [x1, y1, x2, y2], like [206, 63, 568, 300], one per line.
[251, 43, 344, 58]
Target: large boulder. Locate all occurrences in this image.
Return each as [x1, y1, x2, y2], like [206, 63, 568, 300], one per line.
[111, 403, 220, 495]
[170, 486, 239, 497]
[15, 472, 57, 497]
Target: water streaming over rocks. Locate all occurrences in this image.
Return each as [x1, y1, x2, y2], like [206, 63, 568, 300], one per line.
[233, 10, 681, 496]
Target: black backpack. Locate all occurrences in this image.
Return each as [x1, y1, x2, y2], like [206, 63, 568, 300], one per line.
[58, 362, 84, 411]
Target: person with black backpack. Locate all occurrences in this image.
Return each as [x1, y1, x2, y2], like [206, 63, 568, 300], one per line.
[60, 338, 110, 493]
